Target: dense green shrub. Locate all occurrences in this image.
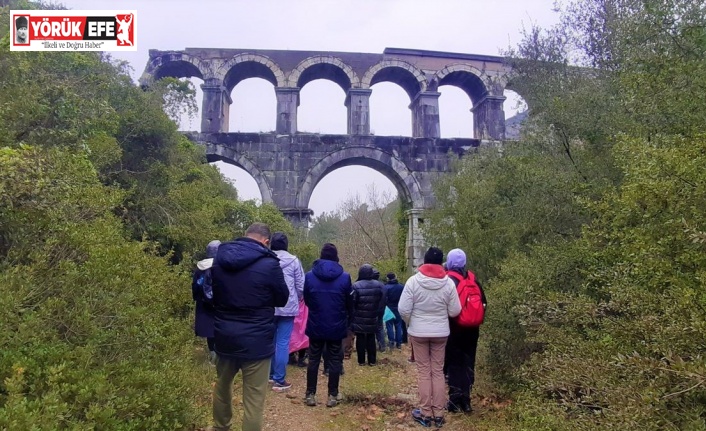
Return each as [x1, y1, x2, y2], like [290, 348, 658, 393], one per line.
[0, 146, 209, 429]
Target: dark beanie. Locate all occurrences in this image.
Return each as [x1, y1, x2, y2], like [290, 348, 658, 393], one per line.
[270, 232, 288, 251]
[320, 243, 339, 262]
[387, 272, 396, 281]
[424, 247, 444, 265]
[16, 16, 28, 29]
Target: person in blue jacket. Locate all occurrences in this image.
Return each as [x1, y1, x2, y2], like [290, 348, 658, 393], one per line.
[211, 223, 289, 431]
[303, 243, 353, 408]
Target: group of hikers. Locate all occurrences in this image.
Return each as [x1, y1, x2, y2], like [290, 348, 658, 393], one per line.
[192, 222, 487, 430]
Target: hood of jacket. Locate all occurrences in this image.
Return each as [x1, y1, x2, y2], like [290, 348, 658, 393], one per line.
[197, 258, 214, 271]
[415, 263, 449, 291]
[216, 237, 276, 272]
[312, 258, 344, 281]
[273, 250, 298, 269]
[357, 264, 375, 281]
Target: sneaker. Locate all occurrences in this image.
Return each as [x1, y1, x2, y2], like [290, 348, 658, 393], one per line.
[433, 416, 445, 427]
[336, 392, 344, 402]
[411, 409, 432, 427]
[272, 380, 292, 392]
[305, 393, 317, 407]
[326, 394, 338, 408]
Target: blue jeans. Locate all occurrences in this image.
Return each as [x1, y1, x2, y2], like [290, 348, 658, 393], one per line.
[386, 310, 403, 347]
[270, 316, 295, 383]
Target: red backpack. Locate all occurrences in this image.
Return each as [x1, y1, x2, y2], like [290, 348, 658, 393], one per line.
[447, 270, 485, 327]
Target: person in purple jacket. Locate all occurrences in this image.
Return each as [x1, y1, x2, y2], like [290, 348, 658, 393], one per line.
[268, 232, 305, 392]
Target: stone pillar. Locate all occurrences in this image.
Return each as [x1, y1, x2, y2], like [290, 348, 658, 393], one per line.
[281, 207, 314, 229]
[201, 83, 231, 133]
[410, 91, 441, 138]
[472, 95, 506, 140]
[406, 209, 426, 270]
[275, 87, 300, 135]
[345, 88, 372, 135]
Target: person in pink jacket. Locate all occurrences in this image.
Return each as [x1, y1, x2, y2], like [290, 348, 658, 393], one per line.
[399, 247, 461, 428]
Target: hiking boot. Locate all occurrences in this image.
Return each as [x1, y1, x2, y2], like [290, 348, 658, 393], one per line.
[447, 400, 460, 413]
[272, 380, 292, 392]
[433, 416, 445, 427]
[305, 393, 317, 407]
[461, 400, 472, 414]
[411, 409, 432, 427]
[326, 394, 338, 407]
[297, 358, 308, 368]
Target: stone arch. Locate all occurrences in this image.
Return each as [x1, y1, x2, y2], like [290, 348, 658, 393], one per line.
[434, 64, 492, 105]
[139, 52, 212, 86]
[203, 143, 273, 204]
[216, 53, 286, 91]
[287, 56, 360, 92]
[296, 147, 424, 209]
[361, 60, 427, 101]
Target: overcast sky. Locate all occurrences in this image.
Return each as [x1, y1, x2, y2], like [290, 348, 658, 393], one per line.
[60, 0, 559, 217]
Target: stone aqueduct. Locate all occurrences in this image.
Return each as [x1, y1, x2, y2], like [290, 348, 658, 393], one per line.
[140, 47, 516, 267]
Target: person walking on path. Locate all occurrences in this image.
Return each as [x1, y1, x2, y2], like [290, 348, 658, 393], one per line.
[303, 243, 353, 408]
[384, 272, 405, 349]
[444, 248, 487, 414]
[399, 247, 462, 428]
[211, 223, 289, 431]
[269, 232, 305, 392]
[192, 240, 221, 363]
[289, 298, 309, 368]
[371, 268, 388, 353]
[351, 264, 386, 366]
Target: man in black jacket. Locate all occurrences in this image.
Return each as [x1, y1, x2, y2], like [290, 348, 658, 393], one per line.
[211, 223, 289, 431]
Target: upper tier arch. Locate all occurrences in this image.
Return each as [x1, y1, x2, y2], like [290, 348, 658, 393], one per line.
[216, 53, 287, 90]
[361, 60, 428, 100]
[287, 56, 360, 91]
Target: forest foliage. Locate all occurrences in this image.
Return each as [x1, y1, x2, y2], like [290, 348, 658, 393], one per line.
[0, 2, 293, 429]
[424, 0, 706, 429]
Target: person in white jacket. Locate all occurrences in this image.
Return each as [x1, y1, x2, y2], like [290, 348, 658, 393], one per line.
[399, 247, 461, 428]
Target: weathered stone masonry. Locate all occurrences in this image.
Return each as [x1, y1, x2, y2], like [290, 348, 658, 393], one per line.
[141, 47, 517, 268]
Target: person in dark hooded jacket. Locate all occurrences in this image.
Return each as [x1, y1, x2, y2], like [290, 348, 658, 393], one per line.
[191, 239, 221, 363]
[211, 223, 289, 431]
[351, 264, 386, 366]
[303, 243, 352, 408]
[384, 272, 405, 349]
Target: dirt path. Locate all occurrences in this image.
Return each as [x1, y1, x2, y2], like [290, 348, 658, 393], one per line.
[207, 344, 507, 431]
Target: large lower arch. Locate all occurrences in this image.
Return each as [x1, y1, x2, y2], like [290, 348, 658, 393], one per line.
[287, 56, 360, 92]
[203, 143, 273, 204]
[361, 60, 427, 101]
[296, 147, 424, 210]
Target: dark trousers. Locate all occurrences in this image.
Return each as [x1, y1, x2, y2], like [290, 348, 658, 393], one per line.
[445, 325, 480, 404]
[401, 320, 408, 343]
[307, 338, 343, 397]
[355, 332, 377, 365]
